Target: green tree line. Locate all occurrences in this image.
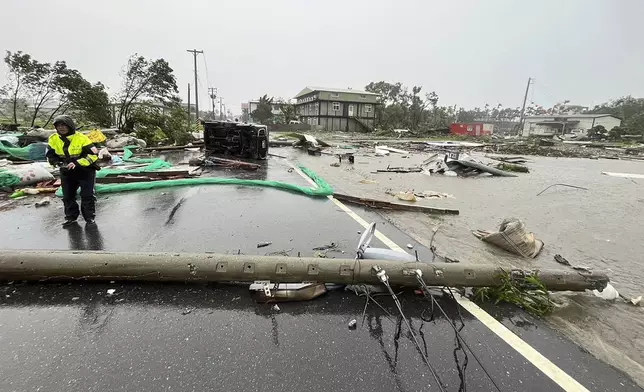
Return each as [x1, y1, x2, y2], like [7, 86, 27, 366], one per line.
[1, 50, 192, 145]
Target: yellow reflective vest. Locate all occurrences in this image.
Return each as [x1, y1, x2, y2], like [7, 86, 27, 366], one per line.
[47, 132, 98, 167]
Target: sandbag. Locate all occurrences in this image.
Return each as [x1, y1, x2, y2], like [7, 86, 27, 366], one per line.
[2, 163, 55, 186]
[473, 218, 544, 258]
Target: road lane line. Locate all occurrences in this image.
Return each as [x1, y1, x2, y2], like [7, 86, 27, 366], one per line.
[289, 164, 405, 253]
[290, 163, 590, 392]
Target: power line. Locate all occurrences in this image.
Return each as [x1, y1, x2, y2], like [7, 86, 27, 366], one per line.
[414, 273, 503, 392]
[373, 266, 447, 392]
[202, 55, 212, 93]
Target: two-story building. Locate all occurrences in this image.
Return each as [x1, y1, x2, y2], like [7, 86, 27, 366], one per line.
[294, 87, 378, 132]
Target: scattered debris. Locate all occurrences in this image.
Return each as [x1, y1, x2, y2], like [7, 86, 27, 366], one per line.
[34, 196, 51, 208]
[312, 243, 339, 258]
[281, 133, 330, 153]
[181, 308, 195, 315]
[359, 179, 377, 184]
[376, 165, 422, 173]
[333, 193, 459, 215]
[106, 289, 116, 296]
[449, 159, 518, 177]
[473, 218, 543, 258]
[486, 155, 529, 164]
[266, 248, 294, 256]
[330, 162, 340, 167]
[406, 244, 414, 249]
[537, 183, 589, 196]
[627, 296, 642, 306]
[377, 146, 409, 155]
[421, 154, 517, 177]
[415, 190, 453, 199]
[394, 191, 417, 202]
[204, 157, 261, 171]
[249, 282, 327, 302]
[348, 319, 357, 330]
[272, 304, 280, 311]
[71, 297, 80, 301]
[496, 162, 529, 173]
[374, 147, 390, 157]
[257, 242, 272, 248]
[554, 254, 571, 266]
[593, 283, 619, 300]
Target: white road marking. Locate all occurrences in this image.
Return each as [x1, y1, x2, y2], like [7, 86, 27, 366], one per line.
[291, 162, 591, 392]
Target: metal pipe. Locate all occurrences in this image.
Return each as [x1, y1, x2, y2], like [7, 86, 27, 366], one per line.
[0, 250, 608, 291]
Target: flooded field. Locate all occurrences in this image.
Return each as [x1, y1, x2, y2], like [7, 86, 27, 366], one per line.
[292, 145, 644, 386]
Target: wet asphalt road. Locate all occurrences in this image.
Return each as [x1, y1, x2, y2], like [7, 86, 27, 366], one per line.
[0, 155, 641, 391]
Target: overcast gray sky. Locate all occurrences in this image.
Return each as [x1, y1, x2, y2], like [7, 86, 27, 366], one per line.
[2, 0, 643, 114]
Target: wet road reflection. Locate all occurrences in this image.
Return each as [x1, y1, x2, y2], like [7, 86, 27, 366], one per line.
[65, 222, 104, 250]
[1, 282, 640, 392]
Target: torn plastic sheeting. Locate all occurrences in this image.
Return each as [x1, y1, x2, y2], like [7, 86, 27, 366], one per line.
[55, 166, 333, 198]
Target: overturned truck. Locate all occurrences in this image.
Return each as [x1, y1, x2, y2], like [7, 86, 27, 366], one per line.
[203, 120, 269, 160]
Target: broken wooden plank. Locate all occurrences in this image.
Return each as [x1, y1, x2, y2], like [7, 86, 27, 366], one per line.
[204, 157, 260, 170]
[376, 165, 422, 173]
[333, 192, 459, 215]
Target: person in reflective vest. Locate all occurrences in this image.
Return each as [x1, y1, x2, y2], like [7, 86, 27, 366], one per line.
[46, 115, 99, 227]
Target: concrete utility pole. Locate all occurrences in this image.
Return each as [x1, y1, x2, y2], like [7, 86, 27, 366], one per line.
[518, 77, 533, 135]
[219, 97, 224, 120]
[187, 83, 191, 122]
[208, 87, 218, 118]
[186, 49, 203, 121]
[0, 250, 609, 291]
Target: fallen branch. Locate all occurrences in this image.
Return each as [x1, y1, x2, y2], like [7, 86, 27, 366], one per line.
[537, 183, 589, 196]
[333, 193, 459, 215]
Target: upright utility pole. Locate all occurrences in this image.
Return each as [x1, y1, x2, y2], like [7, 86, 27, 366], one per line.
[219, 97, 224, 120]
[186, 49, 203, 121]
[518, 77, 533, 135]
[187, 83, 191, 122]
[208, 87, 218, 118]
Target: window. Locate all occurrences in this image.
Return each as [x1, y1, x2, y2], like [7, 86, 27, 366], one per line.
[365, 104, 372, 113]
[332, 102, 340, 111]
[331, 92, 339, 98]
[360, 94, 367, 99]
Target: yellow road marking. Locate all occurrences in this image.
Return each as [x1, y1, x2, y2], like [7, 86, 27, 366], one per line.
[291, 162, 591, 392]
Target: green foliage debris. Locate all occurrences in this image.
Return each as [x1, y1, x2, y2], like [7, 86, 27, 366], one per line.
[473, 271, 555, 317]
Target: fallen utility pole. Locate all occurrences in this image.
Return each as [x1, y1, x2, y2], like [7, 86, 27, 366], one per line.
[333, 193, 459, 215]
[0, 250, 607, 291]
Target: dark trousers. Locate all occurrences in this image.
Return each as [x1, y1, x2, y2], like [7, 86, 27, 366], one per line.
[61, 168, 96, 221]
